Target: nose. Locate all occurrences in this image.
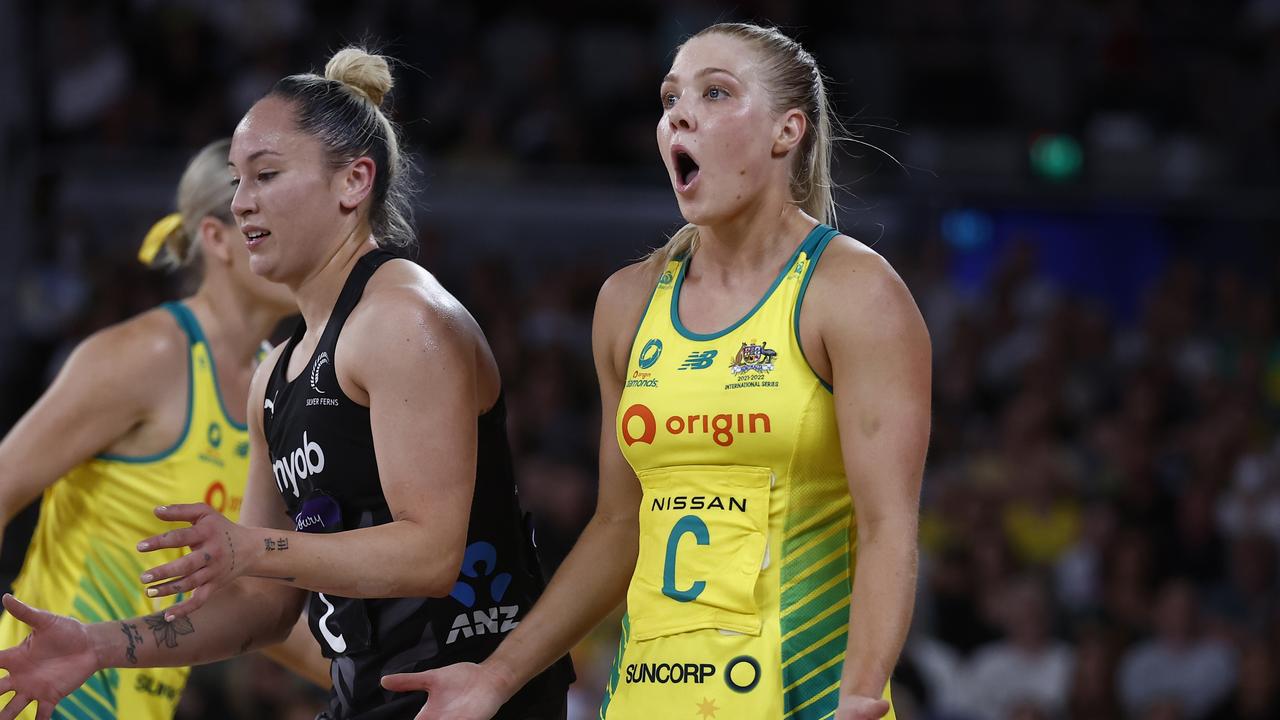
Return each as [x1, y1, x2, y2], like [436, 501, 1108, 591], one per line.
[667, 95, 695, 132]
[230, 181, 254, 218]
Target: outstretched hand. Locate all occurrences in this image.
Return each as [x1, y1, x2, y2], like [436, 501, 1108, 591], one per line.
[382, 662, 511, 720]
[137, 503, 251, 621]
[0, 594, 101, 720]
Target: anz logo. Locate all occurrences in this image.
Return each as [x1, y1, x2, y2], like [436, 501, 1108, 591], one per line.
[446, 541, 520, 645]
[677, 349, 717, 370]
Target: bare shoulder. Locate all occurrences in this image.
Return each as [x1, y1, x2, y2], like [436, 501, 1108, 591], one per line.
[807, 234, 926, 341]
[337, 256, 483, 378]
[65, 306, 189, 385]
[594, 256, 666, 371]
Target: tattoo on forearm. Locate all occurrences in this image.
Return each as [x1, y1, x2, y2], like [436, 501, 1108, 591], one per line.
[143, 612, 195, 649]
[121, 622, 143, 664]
[225, 530, 236, 572]
[263, 537, 289, 551]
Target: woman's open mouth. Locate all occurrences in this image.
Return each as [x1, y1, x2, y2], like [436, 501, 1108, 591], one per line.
[672, 146, 700, 193]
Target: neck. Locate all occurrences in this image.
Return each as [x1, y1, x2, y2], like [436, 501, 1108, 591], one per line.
[290, 227, 379, 332]
[693, 195, 816, 280]
[187, 281, 286, 364]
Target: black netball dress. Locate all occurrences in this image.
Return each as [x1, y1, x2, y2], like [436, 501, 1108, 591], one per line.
[263, 248, 573, 720]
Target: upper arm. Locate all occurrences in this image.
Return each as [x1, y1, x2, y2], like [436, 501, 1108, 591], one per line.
[239, 344, 293, 531]
[344, 287, 478, 558]
[0, 316, 179, 521]
[813, 241, 931, 531]
[590, 262, 658, 526]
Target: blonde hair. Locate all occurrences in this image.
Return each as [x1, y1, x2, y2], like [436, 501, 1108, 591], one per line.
[141, 138, 235, 270]
[658, 23, 838, 264]
[269, 46, 416, 248]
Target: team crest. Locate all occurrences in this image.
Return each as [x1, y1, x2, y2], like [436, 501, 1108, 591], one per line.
[730, 341, 777, 375]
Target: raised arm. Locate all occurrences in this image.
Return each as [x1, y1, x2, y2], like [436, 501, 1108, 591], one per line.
[809, 240, 931, 719]
[381, 261, 656, 719]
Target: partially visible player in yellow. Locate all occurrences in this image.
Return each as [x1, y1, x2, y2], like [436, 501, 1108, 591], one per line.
[384, 22, 930, 720]
[0, 139, 328, 720]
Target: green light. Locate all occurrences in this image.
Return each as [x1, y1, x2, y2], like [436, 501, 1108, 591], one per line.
[1030, 134, 1083, 181]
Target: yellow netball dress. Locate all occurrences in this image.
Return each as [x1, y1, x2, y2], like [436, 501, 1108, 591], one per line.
[0, 302, 255, 720]
[602, 224, 894, 720]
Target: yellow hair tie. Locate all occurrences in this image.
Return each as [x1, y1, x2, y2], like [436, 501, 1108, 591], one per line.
[138, 213, 183, 265]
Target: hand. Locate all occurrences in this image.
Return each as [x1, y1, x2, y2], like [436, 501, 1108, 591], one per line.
[835, 694, 891, 720]
[0, 595, 101, 720]
[382, 662, 512, 720]
[137, 504, 252, 621]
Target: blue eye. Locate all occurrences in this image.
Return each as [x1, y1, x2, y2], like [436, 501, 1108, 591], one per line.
[662, 92, 677, 109]
[230, 177, 241, 188]
[706, 86, 727, 100]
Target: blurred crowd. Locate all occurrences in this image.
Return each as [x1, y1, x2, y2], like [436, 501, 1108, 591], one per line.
[22, 0, 1280, 183]
[4, 1, 1280, 719]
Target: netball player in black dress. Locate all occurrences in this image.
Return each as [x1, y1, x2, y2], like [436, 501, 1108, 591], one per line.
[0, 47, 570, 720]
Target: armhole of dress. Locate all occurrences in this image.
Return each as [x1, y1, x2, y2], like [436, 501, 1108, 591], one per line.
[793, 228, 840, 394]
[624, 260, 680, 368]
[96, 302, 195, 463]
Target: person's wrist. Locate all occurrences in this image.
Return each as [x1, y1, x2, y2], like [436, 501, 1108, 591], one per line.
[88, 621, 123, 670]
[480, 652, 523, 699]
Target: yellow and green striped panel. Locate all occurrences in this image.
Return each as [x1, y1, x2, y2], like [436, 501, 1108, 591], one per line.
[779, 500, 851, 719]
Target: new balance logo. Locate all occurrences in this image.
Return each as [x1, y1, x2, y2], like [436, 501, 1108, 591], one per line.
[678, 350, 718, 370]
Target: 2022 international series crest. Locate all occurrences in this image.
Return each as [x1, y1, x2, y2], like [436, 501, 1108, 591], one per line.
[726, 340, 779, 390]
[730, 341, 777, 374]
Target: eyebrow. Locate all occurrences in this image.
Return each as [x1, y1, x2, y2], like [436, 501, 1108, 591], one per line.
[662, 67, 740, 84]
[227, 149, 281, 167]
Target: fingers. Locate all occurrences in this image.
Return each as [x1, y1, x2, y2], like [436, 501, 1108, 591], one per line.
[35, 700, 53, 720]
[159, 585, 212, 622]
[137, 526, 203, 553]
[141, 549, 211, 586]
[0, 694, 31, 720]
[152, 503, 214, 523]
[0, 676, 11, 695]
[382, 670, 434, 693]
[1, 596, 50, 632]
[146, 565, 219, 601]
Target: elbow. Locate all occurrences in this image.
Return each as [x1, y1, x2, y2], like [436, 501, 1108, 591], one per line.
[397, 546, 464, 599]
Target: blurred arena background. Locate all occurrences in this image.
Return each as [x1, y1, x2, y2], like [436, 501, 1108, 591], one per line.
[2, 1, 1279, 719]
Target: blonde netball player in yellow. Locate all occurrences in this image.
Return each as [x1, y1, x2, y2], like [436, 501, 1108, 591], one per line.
[383, 22, 930, 720]
[0, 139, 327, 720]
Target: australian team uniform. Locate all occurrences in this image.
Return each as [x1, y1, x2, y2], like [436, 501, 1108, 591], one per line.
[0, 303, 254, 720]
[263, 249, 572, 720]
[602, 224, 895, 719]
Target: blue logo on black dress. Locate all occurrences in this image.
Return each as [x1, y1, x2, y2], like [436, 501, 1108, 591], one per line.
[447, 542, 521, 644]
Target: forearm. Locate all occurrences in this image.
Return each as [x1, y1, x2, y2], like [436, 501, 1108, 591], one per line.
[483, 513, 637, 695]
[840, 521, 918, 698]
[239, 521, 457, 598]
[261, 612, 331, 689]
[90, 579, 303, 670]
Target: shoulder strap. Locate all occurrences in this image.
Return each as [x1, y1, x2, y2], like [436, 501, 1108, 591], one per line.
[161, 301, 200, 346]
[319, 249, 399, 345]
[792, 224, 841, 392]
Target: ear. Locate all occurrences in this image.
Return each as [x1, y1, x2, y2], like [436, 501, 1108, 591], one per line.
[197, 217, 232, 265]
[771, 108, 808, 158]
[337, 157, 377, 212]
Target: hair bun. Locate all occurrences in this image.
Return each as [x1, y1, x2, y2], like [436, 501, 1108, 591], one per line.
[324, 47, 393, 106]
